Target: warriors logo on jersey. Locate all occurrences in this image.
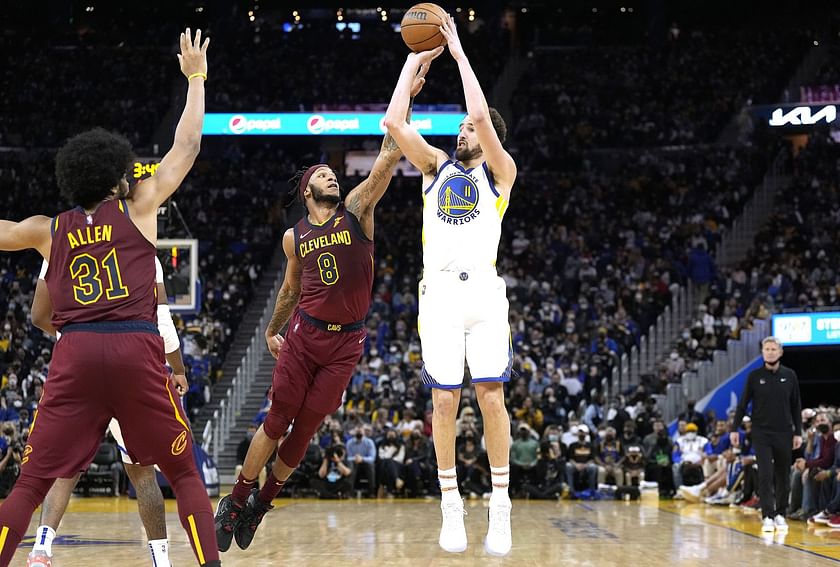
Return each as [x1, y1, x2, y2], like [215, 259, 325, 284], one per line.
[422, 160, 508, 273]
[437, 174, 479, 223]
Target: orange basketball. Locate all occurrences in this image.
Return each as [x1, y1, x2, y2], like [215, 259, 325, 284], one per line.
[400, 3, 448, 52]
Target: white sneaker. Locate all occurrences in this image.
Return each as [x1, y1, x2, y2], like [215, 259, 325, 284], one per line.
[774, 515, 788, 532]
[678, 484, 703, 503]
[439, 499, 468, 553]
[26, 550, 52, 567]
[484, 500, 512, 556]
[809, 511, 831, 525]
[761, 517, 775, 533]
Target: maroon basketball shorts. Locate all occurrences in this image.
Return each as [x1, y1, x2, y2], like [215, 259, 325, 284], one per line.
[270, 309, 366, 417]
[22, 321, 193, 479]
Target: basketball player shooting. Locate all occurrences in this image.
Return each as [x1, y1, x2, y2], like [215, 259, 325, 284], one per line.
[212, 50, 440, 554]
[0, 29, 221, 567]
[384, 15, 517, 557]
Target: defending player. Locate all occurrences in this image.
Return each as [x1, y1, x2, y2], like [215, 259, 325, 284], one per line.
[213, 51, 439, 553]
[0, 29, 220, 567]
[26, 257, 187, 567]
[383, 16, 516, 556]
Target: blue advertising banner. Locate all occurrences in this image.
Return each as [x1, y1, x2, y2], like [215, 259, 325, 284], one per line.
[772, 312, 840, 347]
[202, 112, 464, 136]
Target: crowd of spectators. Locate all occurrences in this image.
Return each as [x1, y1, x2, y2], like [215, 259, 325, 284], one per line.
[510, 28, 809, 158]
[0, 2, 830, 507]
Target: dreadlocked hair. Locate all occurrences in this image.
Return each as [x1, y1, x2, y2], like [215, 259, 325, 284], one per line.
[283, 167, 309, 208]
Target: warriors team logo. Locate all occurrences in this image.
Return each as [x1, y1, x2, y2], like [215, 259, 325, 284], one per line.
[437, 174, 480, 225]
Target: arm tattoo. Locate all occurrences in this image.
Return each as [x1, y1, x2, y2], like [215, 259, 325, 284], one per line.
[346, 98, 416, 217]
[266, 286, 300, 336]
[381, 97, 414, 154]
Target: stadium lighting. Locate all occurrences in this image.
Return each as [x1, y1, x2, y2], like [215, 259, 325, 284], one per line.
[85, 6, 94, 12]
[521, 7, 528, 13]
[592, 7, 598, 13]
[621, 6, 626, 12]
[292, 10, 298, 17]
[814, 40, 820, 46]
[195, 6, 204, 12]
[456, 7, 462, 13]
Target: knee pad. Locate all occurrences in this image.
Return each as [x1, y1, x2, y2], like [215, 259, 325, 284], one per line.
[263, 408, 293, 440]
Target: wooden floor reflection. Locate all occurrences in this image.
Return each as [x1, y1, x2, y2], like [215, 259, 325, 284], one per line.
[7, 495, 840, 566]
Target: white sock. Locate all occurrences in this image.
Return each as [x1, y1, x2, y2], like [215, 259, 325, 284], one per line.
[32, 525, 55, 556]
[490, 465, 510, 504]
[438, 467, 460, 504]
[148, 538, 169, 567]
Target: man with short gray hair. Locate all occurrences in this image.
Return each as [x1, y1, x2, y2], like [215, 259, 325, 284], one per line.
[731, 336, 802, 533]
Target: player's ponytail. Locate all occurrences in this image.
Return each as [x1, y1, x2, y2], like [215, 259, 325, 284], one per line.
[283, 167, 309, 209]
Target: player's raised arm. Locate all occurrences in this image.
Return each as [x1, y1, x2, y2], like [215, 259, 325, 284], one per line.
[439, 16, 516, 189]
[0, 216, 52, 258]
[346, 61, 433, 239]
[383, 47, 447, 177]
[131, 28, 209, 219]
[264, 229, 303, 359]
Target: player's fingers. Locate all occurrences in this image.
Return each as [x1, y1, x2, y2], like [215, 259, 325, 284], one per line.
[185, 28, 192, 50]
[194, 29, 202, 49]
[431, 45, 444, 60]
[179, 32, 187, 53]
[201, 37, 210, 53]
[177, 54, 183, 67]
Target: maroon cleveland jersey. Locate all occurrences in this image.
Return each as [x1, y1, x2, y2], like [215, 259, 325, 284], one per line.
[45, 198, 157, 330]
[294, 205, 374, 323]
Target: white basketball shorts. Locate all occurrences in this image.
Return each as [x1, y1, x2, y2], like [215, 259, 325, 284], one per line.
[418, 271, 512, 388]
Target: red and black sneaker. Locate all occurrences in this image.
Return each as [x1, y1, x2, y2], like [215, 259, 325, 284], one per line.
[214, 494, 244, 552]
[235, 488, 274, 550]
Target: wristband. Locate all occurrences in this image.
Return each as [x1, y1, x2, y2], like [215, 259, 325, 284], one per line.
[187, 72, 207, 81]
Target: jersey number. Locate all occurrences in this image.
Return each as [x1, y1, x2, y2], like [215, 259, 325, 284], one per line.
[70, 248, 130, 305]
[317, 252, 340, 286]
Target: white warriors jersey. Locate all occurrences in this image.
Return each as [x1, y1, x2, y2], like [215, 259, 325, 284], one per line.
[422, 160, 510, 272]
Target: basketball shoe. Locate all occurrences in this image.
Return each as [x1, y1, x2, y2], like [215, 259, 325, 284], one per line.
[214, 494, 244, 552]
[439, 498, 467, 552]
[235, 488, 274, 550]
[484, 498, 512, 556]
[26, 550, 51, 567]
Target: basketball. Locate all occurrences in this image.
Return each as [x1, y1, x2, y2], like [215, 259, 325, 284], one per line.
[400, 3, 448, 52]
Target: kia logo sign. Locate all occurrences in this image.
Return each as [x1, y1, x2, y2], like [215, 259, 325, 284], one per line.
[306, 114, 360, 134]
[768, 105, 837, 127]
[228, 114, 282, 134]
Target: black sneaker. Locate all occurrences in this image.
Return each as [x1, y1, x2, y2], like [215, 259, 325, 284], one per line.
[235, 488, 274, 550]
[214, 494, 244, 552]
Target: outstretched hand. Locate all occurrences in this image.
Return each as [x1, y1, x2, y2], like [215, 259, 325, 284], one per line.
[439, 15, 466, 62]
[178, 27, 210, 78]
[409, 47, 443, 97]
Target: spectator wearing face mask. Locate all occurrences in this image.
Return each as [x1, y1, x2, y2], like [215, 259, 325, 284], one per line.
[596, 427, 624, 487]
[565, 424, 598, 493]
[808, 420, 840, 527]
[646, 424, 676, 497]
[790, 412, 836, 521]
[674, 423, 709, 491]
[510, 425, 539, 495]
[523, 441, 567, 499]
[346, 426, 377, 498]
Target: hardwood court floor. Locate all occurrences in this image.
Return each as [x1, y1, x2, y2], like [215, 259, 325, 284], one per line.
[7, 495, 840, 566]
